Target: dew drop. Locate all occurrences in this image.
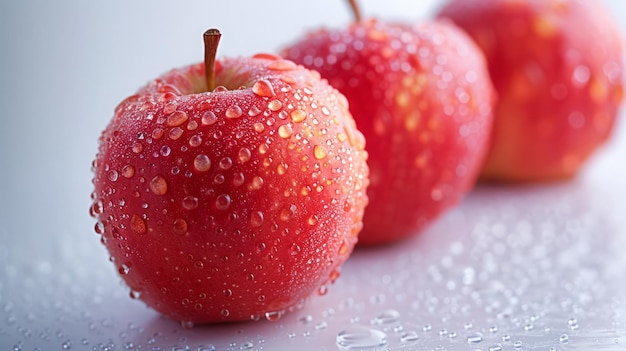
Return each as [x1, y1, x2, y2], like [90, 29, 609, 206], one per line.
[189, 134, 203, 147]
[252, 79, 276, 97]
[129, 290, 142, 299]
[559, 334, 569, 343]
[467, 332, 484, 344]
[401, 331, 419, 343]
[290, 109, 307, 123]
[182, 196, 199, 210]
[94, 221, 105, 234]
[371, 309, 400, 325]
[265, 310, 284, 321]
[215, 194, 231, 211]
[278, 124, 293, 138]
[107, 170, 119, 182]
[130, 214, 147, 234]
[290, 243, 301, 256]
[250, 211, 264, 227]
[314, 145, 328, 160]
[253, 122, 265, 133]
[336, 326, 387, 350]
[268, 100, 283, 111]
[118, 264, 130, 275]
[233, 172, 245, 187]
[219, 157, 233, 170]
[132, 142, 143, 153]
[166, 111, 188, 127]
[149, 176, 168, 195]
[194, 154, 212, 172]
[226, 105, 243, 118]
[268, 59, 297, 71]
[172, 218, 188, 235]
[201, 111, 217, 125]
[248, 176, 264, 191]
[280, 205, 296, 221]
[121, 165, 135, 178]
[248, 105, 262, 117]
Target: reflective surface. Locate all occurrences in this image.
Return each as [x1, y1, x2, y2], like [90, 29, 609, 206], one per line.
[1, 1, 625, 350]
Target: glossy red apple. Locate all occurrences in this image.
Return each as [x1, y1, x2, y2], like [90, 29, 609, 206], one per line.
[90, 30, 369, 324]
[281, 2, 495, 245]
[438, 0, 625, 181]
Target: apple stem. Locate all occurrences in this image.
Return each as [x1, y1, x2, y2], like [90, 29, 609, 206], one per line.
[203, 28, 221, 92]
[348, 0, 362, 23]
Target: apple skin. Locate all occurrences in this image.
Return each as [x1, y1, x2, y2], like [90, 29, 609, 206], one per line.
[438, 0, 625, 181]
[282, 20, 495, 245]
[90, 54, 369, 324]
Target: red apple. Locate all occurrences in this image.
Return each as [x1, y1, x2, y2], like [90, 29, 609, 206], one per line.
[90, 30, 369, 324]
[438, 0, 625, 181]
[281, 3, 495, 245]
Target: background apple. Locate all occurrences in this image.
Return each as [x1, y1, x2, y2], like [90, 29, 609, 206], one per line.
[438, 0, 625, 181]
[281, 7, 495, 245]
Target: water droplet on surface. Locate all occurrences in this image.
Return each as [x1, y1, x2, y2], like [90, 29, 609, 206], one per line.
[215, 194, 231, 211]
[250, 211, 264, 227]
[226, 105, 243, 119]
[169, 127, 184, 140]
[221, 309, 230, 317]
[121, 165, 135, 178]
[265, 310, 284, 321]
[290, 243, 301, 256]
[118, 264, 130, 275]
[268, 100, 283, 111]
[194, 154, 212, 172]
[201, 111, 217, 125]
[130, 214, 147, 234]
[219, 157, 233, 170]
[290, 109, 307, 123]
[252, 79, 276, 97]
[149, 176, 168, 195]
[400, 331, 419, 343]
[238, 147, 252, 163]
[336, 326, 387, 350]
[371, 309, 400, 325]
[182, 196, 199, 210]
[172, 218, 188, 235]
[278, 124, 293, 138]
[166, 111, 189, 127]
[559, 334, 569, 343]
[467, 332, 484, 344]
[107, 170, 119, 182]
[268, 59, 297, 71]
[314, 145, 328, 160]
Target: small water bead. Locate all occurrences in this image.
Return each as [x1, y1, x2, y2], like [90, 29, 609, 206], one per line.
[182, 196, 199, 210]
[219, 157, 233, 170]
[290, 243, 301, 256]
[290, 109, 307, 123]
[118, 263, 130, 275]
[132, 142, 143, 153]
[172, 218, 188, 235]
[467, 332, 485, 344]
[226, 105, 243, 119]
[559, 334, 569, 343]
[252, 79, 276, 97]
[513, 340, 523, 349]
[248, 105, 262, 117]
[336, 326, 388, 350]
[400, 331, 419, 343]
[233, 172, 245, 187]
[121, 165, 135, 178]
[189, 134, 202, 147]
[278, 124, 293, 138]
[268, 59, 297, 71]
[149, 176, 168, 195]
[489, 344, 503, 351]
[265, 310, 284, 321]
[130, 214, 147, 234]
[314, 145, 328, 160]
[169, 127, 184, 140]
[194, 154, 212, 172]
[250, 211, 264, 227]
[238, 148, 252, 163]
[253, 122, 265, 133]
[371, 309, 400, 325]
[107, 170, 119, 182]
[201, 111, 217, 125]
[130, 290, 142, 299]
[248, 176, 264, 191]
[215, 194, 231, 211]
[221, 309, 230, 317]
[166, 111, 188, 127]
[268, 100, 283, 112]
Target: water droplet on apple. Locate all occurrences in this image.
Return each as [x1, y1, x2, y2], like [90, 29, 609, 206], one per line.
[118, 264, 130, 275]
[172, 218, 188, 235]
[201, 111, 217, 125]
[314, 145, 328, 160]
[166, 111, 189, 127]
[149, 176, 168, 195]
[290, 109, 307, 123]
[278, 124, 293, 138]
[215, 194, 231, 210]
[253, 122, 265, 133]
[268, 60, 297, 71]
[219, 157, 233, 170]
[189, 134, 203, 147]
[132, 143, 143, 153]
[265, 310, 284, 321]
[232, 172, 245, 187]
[268, 100, 282, 111]
[130, 214, 147, 234]
[252, 79, 276, 97]
[117, 166, 135, 181]
[290, 243, 301, 256]
[225, 105, 243, 118]
[248, 176, 264, 191]
[182, 196, 198, 210]
[238, 147, 252, 163]
[194, 154, 212, 172]
[250, 211, 264, 227]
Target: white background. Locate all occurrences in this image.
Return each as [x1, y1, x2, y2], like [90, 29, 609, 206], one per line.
[1, 1, 626, 350]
